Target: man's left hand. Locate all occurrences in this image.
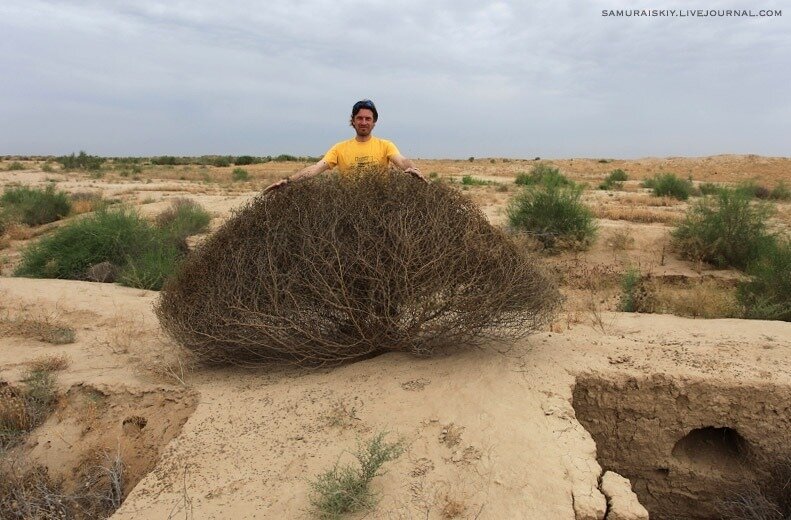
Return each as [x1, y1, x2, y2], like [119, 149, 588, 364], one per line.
[405, 167, 427, 182]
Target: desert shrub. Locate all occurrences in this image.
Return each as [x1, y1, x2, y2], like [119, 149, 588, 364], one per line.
[514, 163, 572, 187]
[231, 167, 249, 181]
[157, 167, 560, 365]
[698, 182, 722, 196]
[57, 151, 104, 171]
[672, 189, 776, 269]
[155, 198, 211, 241]
[770, 182, 791, 201]
[309, 432, 404, 518]
[41, 162, 55, 172]
[0, 370, 57, 449]
[461, 175, 490, 186]
[234, 155, 255, 165]
[618, 267, 657, 313]
[6, 161, 25, 171]
[15, 206, 187, 289]
[211, 156, 232, 167]
[738, 238, 791, 321]
[647, 173, 694, 200]
[1, 185, 72, 226]
[599, 169, 628, 190]
[735, 181, 772, 200]
[274, 154, 297, 162]
[507, 181, 596, 249]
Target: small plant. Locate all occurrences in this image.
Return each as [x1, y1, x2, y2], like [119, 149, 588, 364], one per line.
[309, 432, 404, 518]
[0, 316, 76, 344]
[41, 161, 55, 172]
[770, 182, 791, 201]
[6, 161, 25, 171]
[70, 191, 106, 214]
[1, 185, 72, 226]
[599, 169, 628, 190]
[698, 182, 722, 196]
[618, 267, 656, 313]
[231, 167, 250, 181]
[507, 181, 596, 249]
[155, 198, 211, 242]
[0, 369, 58, 449]
[468, 156, 474, 162]
[514, 163, 572, 187]
[461, 175, 491, 186]
[646, 173, 694, 200]
[738, 238, 791, 321]
[672, 189, 776, 269]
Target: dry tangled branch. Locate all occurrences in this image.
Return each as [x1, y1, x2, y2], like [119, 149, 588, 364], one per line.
[156, 168, 560, 365]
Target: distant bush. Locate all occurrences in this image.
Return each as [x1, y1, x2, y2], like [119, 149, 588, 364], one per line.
[599, 169, 629, 190]
[273, 154, 298, 162]
[646, 173, 694, 200]
[672, 189, 776, 269]
[155, 198, 211, 242]
[211, 156, 233, 167]
[515, 163, 572, 187]
[234, 155, 256, 165]
[461, 175, 491, 186]
[231, 167, 250, 181]
[770, 182, 791, 201]
[468, 156, 475, 162]
[57, 151, 105, 171]
[507, 180, 596, 249]
[157, 167, 560, 365]
[6, 161, 25, 171]
[1, 185, 71, 226]
[152, 156, 180, 166]
[698, 182, 722, 196]
[41, 162, 55, 173]
[735, 181, 771, 200]
[738, 238, 791, 321]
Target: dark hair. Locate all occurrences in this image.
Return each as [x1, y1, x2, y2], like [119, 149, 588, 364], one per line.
[351, 99, 378, 122]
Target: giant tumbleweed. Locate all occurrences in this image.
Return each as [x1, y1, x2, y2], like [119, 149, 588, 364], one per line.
[156, 168, 560, 365]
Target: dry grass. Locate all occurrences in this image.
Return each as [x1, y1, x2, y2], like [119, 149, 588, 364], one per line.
[593, 206, 681, 225]
[439, 423, 464, 448]
[326, 399, 360, 428]
[614, 194, 683, 207]
[0, 315, 76, 345]
[606, 227, 636, 251]
[653, 278, 741, 318]
[5, 224, 35, 241]
[28, 354, 70, 373]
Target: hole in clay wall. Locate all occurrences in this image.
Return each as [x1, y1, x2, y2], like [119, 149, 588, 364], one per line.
[671, 426, 749, 473]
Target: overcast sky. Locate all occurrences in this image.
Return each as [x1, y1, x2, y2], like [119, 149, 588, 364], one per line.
[1, 0, 789, 158]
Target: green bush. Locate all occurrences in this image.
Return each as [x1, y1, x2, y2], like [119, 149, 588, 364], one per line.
[514, 163, 572, 187]
[56, 151, 104, 171]
[155, 198, 211, 241]
[274, 154, 297, 162]
[461, 175, 491, 186]
[211, 156, 232, 167]
[1, 185, 72, 226]
[672, 189, 776, 269]
[735, 181, 771, 200]
[6, 161, 25, 171]
[507, 181, 596, 248]
[770, 182, 791, 201]
[698, 182, 722, 196]
[234, 155, 256, 165]
[738, 238, 791, 321]
[231, 167, 250, 181]
[309, 432, 404, 518]
[647, 173, 694, 200]
[118, 239, 183, 291]
[599, 169, 629, 190]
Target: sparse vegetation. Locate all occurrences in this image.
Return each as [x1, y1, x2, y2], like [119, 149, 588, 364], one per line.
[644, 173, 694, 200]
[672, 189, 775, 269]
[57, 151, 105, 171]
[0, 316, 76, 345]
[618, 267, 656, 313]
[309, 432, 404, 519]
[6, 161, 25, 171]
[507, 180, 596, 249]
[154, 198, 211, 242]
[460, 175, 493, 186]
[720, 455, 791, 520]
[599, 169, 628, 190]
[1, 369, 58, 449]
[770, 182, 791, 201]
[1, 185, 72, 226]
[231, 167, 250, 181]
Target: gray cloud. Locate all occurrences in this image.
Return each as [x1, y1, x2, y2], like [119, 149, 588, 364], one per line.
[1, 0, 788, 157]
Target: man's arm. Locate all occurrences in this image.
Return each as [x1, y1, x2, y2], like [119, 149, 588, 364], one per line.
[389, 154, 426, 181]
[264, 160, 331, 193]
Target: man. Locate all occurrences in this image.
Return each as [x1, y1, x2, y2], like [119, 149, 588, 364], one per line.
[264, 99, 424, 192]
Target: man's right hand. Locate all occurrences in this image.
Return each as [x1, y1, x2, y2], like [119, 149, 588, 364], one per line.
[264, 178, 290, 193]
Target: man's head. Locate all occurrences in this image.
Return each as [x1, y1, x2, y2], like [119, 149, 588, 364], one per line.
[350, 99, 378, 138]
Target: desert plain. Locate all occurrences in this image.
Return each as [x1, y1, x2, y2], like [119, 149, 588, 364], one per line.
[1, 154, 790, 519]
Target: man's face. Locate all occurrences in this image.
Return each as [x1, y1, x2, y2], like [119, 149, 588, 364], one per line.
[352, 108, 375, 137]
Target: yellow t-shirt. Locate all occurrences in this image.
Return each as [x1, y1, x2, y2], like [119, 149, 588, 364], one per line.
[322, 137, 400, 173]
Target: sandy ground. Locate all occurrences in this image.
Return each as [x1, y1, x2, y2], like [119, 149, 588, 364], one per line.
[1, 155, 790, 519]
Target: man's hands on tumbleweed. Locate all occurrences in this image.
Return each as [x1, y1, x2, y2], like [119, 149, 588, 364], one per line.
[263, 178, 290, 193]
[405, 167, 427, 182]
